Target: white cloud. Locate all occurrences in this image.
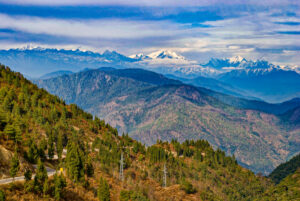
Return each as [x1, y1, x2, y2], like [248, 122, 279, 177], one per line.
[0, 14, 184, 39]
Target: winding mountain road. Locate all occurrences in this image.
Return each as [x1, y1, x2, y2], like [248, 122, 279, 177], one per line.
[0, 166, 56, 185]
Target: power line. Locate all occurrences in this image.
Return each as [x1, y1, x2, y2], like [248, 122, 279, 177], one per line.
[119, 152, 124, 181]
[163, 163, 167, 187]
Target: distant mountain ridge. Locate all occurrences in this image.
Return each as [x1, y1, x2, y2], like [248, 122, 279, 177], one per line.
[0, 47, 138, 77]
[39, 70, 74, 79]
[218, 67, 300, 103]
[1, 47, 300, 103]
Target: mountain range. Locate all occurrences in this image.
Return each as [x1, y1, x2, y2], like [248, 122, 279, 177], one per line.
[1, 47, 299, 103]
[35, 67, 300, 174]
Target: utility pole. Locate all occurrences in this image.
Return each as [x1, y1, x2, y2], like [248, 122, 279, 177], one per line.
[163, 163, 167, 187]
[119, 152, 124, 181]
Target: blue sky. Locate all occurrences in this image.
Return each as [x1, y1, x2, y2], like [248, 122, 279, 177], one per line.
[0, 0, 299, 66]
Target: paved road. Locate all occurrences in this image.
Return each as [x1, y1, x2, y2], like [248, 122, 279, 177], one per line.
[0, 166, 56, 185]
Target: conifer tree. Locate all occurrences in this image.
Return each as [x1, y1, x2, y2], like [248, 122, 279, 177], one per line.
[97, 177, 110, 201]
[56, 132, 63, 160]
[43, 179, 49, 197]
[54, 173, 67, 200]
[66, 139, 84, 182]
[0, 190, 5, 201]
[34, 159, 48, 193]
[0, 112, 6, 131]
[9, 149, 20, 181]
[24, 169, 32, 181]
[2, 96, 13, 112]
[27, 141, 39, 163]
[48, 133, 55, 160]
[4, 124, 16, 141]
[85, 156, 94, 177]
[14, 124, 22, 145]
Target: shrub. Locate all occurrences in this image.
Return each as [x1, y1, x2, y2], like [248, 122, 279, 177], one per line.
[180, 180, 196, 194]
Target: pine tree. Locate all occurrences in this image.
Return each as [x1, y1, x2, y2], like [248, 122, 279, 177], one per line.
[14, 124, 22, 145]
[66, 139, 84, 182]
[2, 96, 13, 112]
[27, 141, 39, 163]
[48, 133, 55, 160]
[56, 132, 63, 160]
[24, 169, 32, 181]
[4, 124, 16, 141]
[43, 179, 49, 197]
[54, 173, 67, 200]
[34, 159, 48, 193]
[9, 150, 20, 181]
[0, 189, 5, 201]
[85, 156, 94, 177]
[0, 112, 7, 131]
[97, 177, 110, 201]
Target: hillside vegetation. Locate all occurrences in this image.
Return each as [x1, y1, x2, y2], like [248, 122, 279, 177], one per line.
[269, 153, 300, 184]
[0, 64, 291, 201]
[36, 68, 300, 174]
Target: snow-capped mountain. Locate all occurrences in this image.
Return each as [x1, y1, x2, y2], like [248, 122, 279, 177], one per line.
[0, 47, 138, 77]
[130, 50, 196, 65]
[130, 50, 185, 60]
[147, 50, 185, 60]
[129, 50, 215, 78]
[229, 55, 247, 63]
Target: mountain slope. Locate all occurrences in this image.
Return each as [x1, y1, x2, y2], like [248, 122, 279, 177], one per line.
[258, 168, 300, 200]
[35, 68, 300, 174]
[268, 153, 300, 184]
[0, 64, 280, 201]
[40, 70, 74, 79]
[165, 74, 261, 100]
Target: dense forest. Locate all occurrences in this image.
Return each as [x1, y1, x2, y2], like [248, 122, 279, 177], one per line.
[0, 64, 299, 200]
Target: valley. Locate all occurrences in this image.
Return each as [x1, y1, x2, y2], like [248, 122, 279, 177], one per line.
[35, 67, 300, 174]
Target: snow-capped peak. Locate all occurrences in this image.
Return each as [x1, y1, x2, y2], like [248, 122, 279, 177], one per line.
[229, 55, 247, 63]
[19, 44, 46, 51]
[129, 53, 150, 60]
[147, 50, 186, 60]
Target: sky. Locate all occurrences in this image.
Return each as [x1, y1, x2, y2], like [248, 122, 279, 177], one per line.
[0, 0, 299, 66]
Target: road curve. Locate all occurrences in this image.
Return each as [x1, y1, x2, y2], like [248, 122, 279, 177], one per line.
[0, 166, 56, 185]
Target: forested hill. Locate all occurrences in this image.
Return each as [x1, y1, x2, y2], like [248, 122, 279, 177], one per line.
[269, 153, 300, 184]
[0, 64, 293, 200]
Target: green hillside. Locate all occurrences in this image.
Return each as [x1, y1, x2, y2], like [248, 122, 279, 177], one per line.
[269, 153, 300, 184]
[36, 68, 300, 174]
[257, 168, 300, 201]
[0, 64, 293, 201]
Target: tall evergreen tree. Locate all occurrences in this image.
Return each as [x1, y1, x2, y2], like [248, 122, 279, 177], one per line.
[34, 159, 48, 193]
[54, 173, 67, 200]
[66, 139, 84, 182]
[97, 177, 110, 201]
[9, 150, 20, 181]
[4, 124, 16, 141]
[0, 190, 5, 201]
[56, 132, 63, 160]
[43, 179, 49, 197]
[24, 169, 32, 181]
[48, 133, 55, 160]
[85, 156, 94, 177]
